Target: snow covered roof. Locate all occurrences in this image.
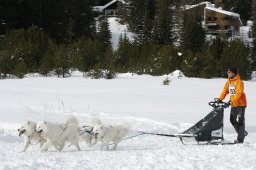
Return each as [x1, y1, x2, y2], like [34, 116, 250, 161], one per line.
[205, 7, 240, 17]
[205, 6, 243, 25]
[93, 0, 118, 12]
[185, 1, 210, 10]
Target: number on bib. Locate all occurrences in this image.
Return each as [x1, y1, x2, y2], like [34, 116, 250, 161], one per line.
[229, 84, 236, 95]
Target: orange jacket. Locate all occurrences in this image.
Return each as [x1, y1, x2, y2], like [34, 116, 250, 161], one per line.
[219, 74, 247, 107]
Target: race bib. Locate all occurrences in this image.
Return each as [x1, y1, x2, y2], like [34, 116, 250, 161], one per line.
[229, 84, 236, 95]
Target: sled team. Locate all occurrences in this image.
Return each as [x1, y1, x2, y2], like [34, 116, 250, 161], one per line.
[18, 67, 248, 152]
[18, 116, 129, 152]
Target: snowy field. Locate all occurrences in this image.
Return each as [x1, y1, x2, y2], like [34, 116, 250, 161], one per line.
[0, 71, 256, 170]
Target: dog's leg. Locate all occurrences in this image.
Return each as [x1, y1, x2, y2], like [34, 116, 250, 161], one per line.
[85, 136, 91, 147]
[40, 140, 48, 151]
[112, 139, 120, 150]
[88, 138, 92, 147]
[69, 138, 81, 151]
[106, 143, 109, 150]
[20, 137, 30, 152]
[91, 136, 97, 146]
[53, 143, 61, 152]
[58, 142, 65, 151]
[40, 140, 52, 152]
[87, 136, 97, 147]
[87, 140, 91, 148]
[112, 142, 118, 150]
[100, 143, 106, 150]
[76, 144, 81, 151]
[39, 139, 45, 148]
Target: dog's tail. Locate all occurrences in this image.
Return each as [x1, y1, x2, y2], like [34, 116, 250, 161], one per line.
[65, 115, 78, 125]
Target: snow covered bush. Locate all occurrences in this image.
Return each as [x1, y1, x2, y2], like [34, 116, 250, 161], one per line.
[86, 69, 116, 79]
[162, 77, 171, 85]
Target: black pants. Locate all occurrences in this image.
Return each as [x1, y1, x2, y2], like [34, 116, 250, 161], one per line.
[230, 106, 246, 143]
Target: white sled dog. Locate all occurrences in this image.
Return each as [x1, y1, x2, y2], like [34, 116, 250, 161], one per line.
[18, 120, 46, 152]
[93, 123, 129, 150]
[79, 117, 102, 147]
[36, 115, 81, 152]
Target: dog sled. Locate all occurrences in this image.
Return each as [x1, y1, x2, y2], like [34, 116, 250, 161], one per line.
[78, 99, 235, 146]
[137, 99, 234, 145]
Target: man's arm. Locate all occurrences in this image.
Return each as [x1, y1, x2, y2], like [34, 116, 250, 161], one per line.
[219, 81, 229, 100]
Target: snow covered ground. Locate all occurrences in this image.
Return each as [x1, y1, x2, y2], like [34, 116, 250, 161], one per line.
[1, 71, 256, 170]
[108, 17, 134, 50]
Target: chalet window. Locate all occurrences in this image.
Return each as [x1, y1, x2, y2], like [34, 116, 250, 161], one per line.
[208, 17, 211, 21]
[230, 17, 236, 22]
[225, 25, 230, 30]
[223, 17, 229, 21]
[214, 17, 217, 21]
[208, 26, 217, 29]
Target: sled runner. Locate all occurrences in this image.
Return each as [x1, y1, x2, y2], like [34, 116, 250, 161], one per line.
[138, 99, 231, 145]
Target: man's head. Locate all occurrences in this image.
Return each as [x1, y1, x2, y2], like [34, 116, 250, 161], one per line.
[227, 67, 237, 78]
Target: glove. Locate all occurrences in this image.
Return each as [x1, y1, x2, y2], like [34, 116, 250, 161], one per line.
[223, 102, 230, 108]
[215, 98, 222, 103]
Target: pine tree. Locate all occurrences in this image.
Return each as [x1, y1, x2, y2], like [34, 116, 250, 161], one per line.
[214, 0, 224, 8]
[205, 37, 227, 77]
[12, 0, 39, 30]
[222, 0, 232, 10]
[136, 43, 156, 74]
[210, 37, 227, 60]
[153, 45, 178, 75]
[200, 48, 218, 78]
[234, 0, 252, 25]
[13, 60, 28, 78]
[251, 0, 256, 70]
[65, 17, 75, 43]
[180, 13, 205, 53]
[103, 46, 116, 79]
[120, 0, 155, 44]
[115, 34, 131, 71]
[152, 0, 174, 45]
[72, 37, 101, 72]
[0, 26, 56, 75]
[53, 45, 72, 78]
[0, 0, 96, 43]
[180, 50, 196, 77]
[0, 50, 15, 78]
[181, 50, 203, 77]
[41, 0, 96, 43]
[0, 0, 17, 35]
[97, 16, 112, 49]
[40, 53, 54, 76]
[220, 40, 251, 79]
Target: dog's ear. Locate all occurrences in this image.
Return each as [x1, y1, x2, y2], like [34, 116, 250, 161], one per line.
[27, 120, 30, 125]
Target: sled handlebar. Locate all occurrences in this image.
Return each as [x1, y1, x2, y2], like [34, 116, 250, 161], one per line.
[208, 98, 229, 108]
